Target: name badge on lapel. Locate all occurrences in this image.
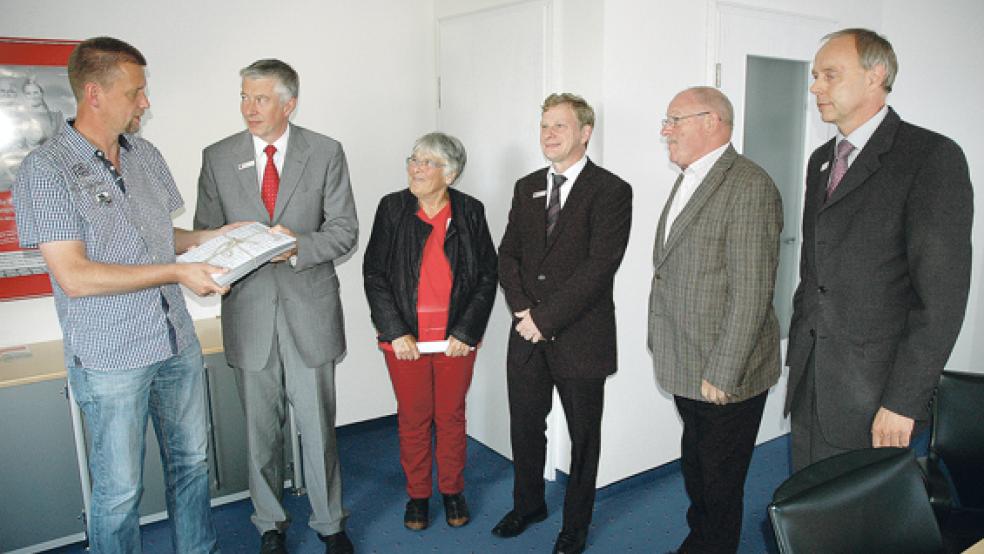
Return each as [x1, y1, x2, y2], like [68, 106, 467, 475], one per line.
[532, 190, 546, 199]
[820, 161, 830, 172]
[237, 160, 256, 171]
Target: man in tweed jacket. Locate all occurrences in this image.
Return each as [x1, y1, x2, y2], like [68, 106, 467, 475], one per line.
[648, 87, 782, 554]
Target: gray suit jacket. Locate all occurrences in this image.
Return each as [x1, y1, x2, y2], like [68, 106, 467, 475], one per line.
[194, 124, 358, 371]
[784, 108, 973, 447]
[648, 145, 782, 402]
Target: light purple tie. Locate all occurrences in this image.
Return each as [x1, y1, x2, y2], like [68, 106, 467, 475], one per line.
[826, 139, 855, 201]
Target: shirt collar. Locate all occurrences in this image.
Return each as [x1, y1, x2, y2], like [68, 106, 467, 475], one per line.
[837, 104, 888, 153]
[549, 153, 589, 184]
[64, 119, 133, 159]
[252, 124, 291, 160]
[680, 142, 729, 182]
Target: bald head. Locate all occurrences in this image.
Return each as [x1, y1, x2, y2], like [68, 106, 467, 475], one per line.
[683, 86, 734, 129]
[662, 87, 734, 169]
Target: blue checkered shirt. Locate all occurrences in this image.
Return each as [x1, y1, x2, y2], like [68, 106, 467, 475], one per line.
[13, 121, 196, 370]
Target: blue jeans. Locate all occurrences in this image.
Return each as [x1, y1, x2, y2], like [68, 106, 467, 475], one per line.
[68, 342, 219, 553]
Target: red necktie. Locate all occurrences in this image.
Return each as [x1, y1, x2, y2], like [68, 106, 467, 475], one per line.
[261, 144, 279, 219]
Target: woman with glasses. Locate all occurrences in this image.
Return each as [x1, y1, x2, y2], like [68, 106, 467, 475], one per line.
[363, 132, 497, 531]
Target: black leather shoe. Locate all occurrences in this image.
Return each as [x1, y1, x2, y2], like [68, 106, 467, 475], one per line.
[260, 530, 288, 554]
[552, 528, 587, 554]
[404, 497, 429, 530]
[491, 504, 548, 537]
[443, 493, 470, 527]
[319, 530, 354, 554]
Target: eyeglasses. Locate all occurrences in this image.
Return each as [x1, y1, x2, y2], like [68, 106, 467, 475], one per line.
[661, 111, 711, 129]
[406, 157, 447, 170]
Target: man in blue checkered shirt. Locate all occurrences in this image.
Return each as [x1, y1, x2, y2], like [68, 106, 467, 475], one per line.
[13, 37, 235, 554]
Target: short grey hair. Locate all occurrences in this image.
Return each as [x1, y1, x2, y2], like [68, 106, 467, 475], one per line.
[824, 28, 898, 93]
[687, 86, 734, 127]
[411, 132, 467, 184]
[240, 59, 298, 103]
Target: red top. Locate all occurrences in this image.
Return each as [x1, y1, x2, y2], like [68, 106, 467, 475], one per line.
[379, 202, 453, 351]
[416, 202, 453, 341]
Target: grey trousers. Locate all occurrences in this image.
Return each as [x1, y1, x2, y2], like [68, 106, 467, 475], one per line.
[788, 346, 853, 472]
[235, 307, 348, 536]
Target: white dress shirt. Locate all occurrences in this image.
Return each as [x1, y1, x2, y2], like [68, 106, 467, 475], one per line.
[252, 126, 290, 189]
[836, 104, 888, 171]
[546, 154, 589, 210]
[664, 143, 729, 242]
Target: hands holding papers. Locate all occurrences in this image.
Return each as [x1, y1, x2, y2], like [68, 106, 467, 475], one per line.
[391, 335, 475, 361]
[177, 222, 297, 287]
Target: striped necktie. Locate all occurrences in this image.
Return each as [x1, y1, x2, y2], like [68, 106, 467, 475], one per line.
[546, 173, 567, 237]
[826, 139, 855, 201]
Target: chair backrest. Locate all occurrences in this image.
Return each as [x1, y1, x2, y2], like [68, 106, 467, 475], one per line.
[931, 370, 984, 509]
[769, 447, 943, 554]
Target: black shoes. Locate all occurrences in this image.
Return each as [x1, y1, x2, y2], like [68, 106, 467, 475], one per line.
[552, 528, 588, 554]
[443, 493, 471, 527]
[319, 530, 354, 554]
[261, 528, 354, 554]
[491, 504, 548, 537]
[260, 530, 288, 554]
[404, 497, 430, 530]
[405, 494, 470, 530]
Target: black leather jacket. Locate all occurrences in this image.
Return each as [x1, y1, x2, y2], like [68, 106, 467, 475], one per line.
[363, 188, 497, 346]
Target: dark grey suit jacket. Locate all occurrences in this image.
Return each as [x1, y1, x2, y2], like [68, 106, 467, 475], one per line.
[649, 145, 782, 402]
[498, 159, 632, 378]
[194, 124, 358, 371]
[784, 108, 973, 447]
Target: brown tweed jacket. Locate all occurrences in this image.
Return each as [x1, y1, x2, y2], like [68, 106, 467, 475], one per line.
[648, 145, 782, 401]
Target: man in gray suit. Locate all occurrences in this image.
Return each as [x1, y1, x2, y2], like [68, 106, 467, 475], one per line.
[194, 59, 357, 554]
[785, 29, 972, 471]
[649, 86, 782, 554]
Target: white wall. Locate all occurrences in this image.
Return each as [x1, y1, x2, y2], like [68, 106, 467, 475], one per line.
[0, 0, 437, 425]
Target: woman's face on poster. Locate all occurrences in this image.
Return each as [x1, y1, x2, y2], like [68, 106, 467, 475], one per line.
[22, 83, 43, 108]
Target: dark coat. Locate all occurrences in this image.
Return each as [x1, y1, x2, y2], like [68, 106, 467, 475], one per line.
[498, 159, 633, 378]
[784, 108, 973, 447]
[363, 187, 498, 347]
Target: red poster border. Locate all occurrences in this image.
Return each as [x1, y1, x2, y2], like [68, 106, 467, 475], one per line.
[1, 36, 79, 301]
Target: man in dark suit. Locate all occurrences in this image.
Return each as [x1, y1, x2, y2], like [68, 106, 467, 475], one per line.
[194, 59, 357, 553]
[650, 86, 782, 554]
[785, 28, 973, 471]
[494, 93, 632, 554]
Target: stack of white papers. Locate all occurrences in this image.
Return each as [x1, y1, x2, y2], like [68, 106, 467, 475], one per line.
[177, 223, 295, 286]
[416, 340, 450, 354]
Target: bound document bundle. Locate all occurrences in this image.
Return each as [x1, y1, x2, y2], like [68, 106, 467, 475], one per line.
[177, 222, 295, 287]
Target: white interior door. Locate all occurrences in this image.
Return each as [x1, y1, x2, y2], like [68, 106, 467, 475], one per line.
[711, 2, 837, 443]
[437, 1, 553, 463]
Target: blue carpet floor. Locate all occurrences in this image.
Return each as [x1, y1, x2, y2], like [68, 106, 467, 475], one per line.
[47, 416, 795, 553]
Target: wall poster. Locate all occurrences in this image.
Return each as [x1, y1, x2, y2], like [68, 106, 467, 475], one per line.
[0, 37, 78, 301]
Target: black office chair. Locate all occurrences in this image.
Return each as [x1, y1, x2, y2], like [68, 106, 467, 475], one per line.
[769, 447, 943, 554]
[922, 370, 984, 552]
